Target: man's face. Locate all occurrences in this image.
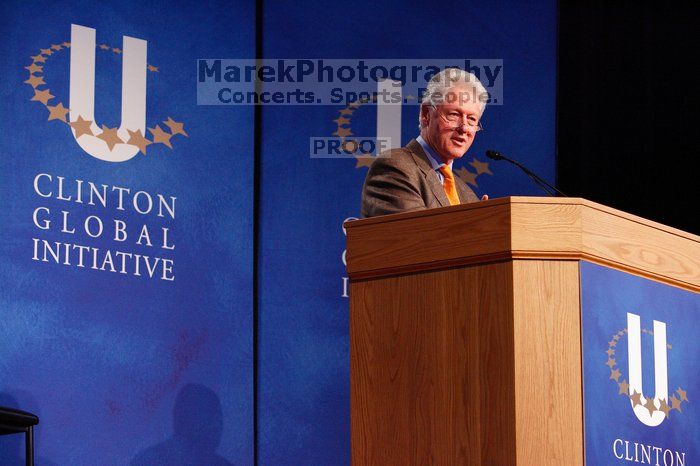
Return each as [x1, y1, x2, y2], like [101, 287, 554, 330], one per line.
[420, 85, 483, 164]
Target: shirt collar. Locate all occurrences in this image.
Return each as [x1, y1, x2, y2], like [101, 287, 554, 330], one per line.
[416, 135, 452, 172]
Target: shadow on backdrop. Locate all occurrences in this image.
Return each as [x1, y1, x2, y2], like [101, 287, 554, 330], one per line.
[131, 384, 232, 466]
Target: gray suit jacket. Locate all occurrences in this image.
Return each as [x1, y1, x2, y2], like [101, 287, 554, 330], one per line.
[361, 139, 479, 217]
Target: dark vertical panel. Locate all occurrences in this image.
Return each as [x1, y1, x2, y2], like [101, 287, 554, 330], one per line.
[253, 0, 263, 465]
[558, 1, 698, 233]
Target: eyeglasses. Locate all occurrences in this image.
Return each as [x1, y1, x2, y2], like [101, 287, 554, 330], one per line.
[430, 104, 484, 132]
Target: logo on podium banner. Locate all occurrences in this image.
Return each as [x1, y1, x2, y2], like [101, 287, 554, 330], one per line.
[605, 313, 688, 427]
[24, 24, 188, 162]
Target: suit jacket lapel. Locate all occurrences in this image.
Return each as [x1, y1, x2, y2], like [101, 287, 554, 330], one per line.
[406, 139, 450, 207]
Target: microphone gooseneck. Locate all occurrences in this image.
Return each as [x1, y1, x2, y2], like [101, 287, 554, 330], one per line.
[485, 149, 567, 197]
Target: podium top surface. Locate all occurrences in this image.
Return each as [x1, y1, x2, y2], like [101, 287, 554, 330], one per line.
[344, 197, 700, 291]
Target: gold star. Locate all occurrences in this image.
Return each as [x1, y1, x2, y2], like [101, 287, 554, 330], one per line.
[31, 54, 46, 63]
[658, 398, 672, 418]
[348, 101, 361, 108]
[605, 358, 616, 369]
[126, 129, 152, 155]
[113, 47, 122, 54]
[62, 42, 71, 48]
[354, 155, 374, 168]
[676, 387, 688, 402]
[643, 397, 656, 415]
[630, 390, 642, 406]
[70, 115, 94, 138]
[40, 48, 53, 56]
[610, 340, 618, 347]
[164, 117, 188, 137]
[618, 380, 629, 395]
[339, 108, 354, 116]
[469, 157, 492, 175]
[456, 167, 478, 187]
[51, 44, 63, 51]
[670, 395, 682, 412]
[147, 64, 159, 72]
[99, 44, 110, 50]
[405, 95, 416, 101]
[97, 125, 123, 150]
[334, 117, 350, 125]
[617, 330, 624, 336]
[609, 369, 621, 382]
[613, 334, 620, 341]
[25, 63, 43, 74]
[606, 348, 615, 357]
[148, 125, 173, 149]
[24, 74, 46, 88]
[46, 102, 69, 122]
[334, 127, 353, 138]
[31, 88, 55, 105]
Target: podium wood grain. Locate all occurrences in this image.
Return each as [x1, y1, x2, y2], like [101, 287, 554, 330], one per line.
[512, 260, 582, 465]
[350, 260, 582, 465]
[351, 262, 516, 465]
[346, 197, 700, 292]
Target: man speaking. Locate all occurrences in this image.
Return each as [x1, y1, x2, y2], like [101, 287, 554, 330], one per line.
[361, 68, 488, 217]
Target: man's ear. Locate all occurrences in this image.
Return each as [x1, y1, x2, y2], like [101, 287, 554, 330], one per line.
[420, 103, 430, 128]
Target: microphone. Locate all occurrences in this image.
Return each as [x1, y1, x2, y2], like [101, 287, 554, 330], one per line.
[485, 150, 567, 197]
[485, 150, 504, 161]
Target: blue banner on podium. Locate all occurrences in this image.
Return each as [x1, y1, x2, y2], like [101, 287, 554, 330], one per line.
[581, 261, 699, 465]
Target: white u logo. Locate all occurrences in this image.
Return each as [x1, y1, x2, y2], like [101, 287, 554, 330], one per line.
[69, 24, 147, 162]
[627, 312, 669, 426]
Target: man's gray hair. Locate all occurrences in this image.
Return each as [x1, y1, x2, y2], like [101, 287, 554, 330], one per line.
[418, 68, 488, 129]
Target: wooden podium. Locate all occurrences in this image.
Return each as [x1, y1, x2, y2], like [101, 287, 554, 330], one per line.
[344, 197, 699, 466]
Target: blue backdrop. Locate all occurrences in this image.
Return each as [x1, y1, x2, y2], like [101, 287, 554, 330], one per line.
[0, 1, 254, 464]
[1, 0, 556, 464]
[258, 1, 556, 464]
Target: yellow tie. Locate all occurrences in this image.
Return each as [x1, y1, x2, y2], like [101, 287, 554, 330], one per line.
[439, 165, 460, 206]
